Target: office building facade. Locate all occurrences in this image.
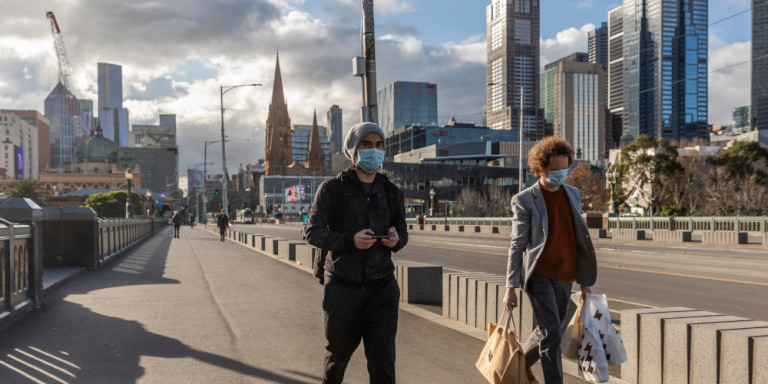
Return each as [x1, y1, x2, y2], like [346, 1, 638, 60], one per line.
[732, 105, 753, 134]
[589, 22, 609, 68]
[753, 0, 768, 132]
[44, 83, 79, 170]
[0, 112, 39, 179]
[377, 81, 438, 133]
[621, 0, 708, 141]
[552, 61, 607, 162]
[97, 62, 130, 147]
[608, 6, 625, 147]
[486, 0, 543, 140]
[3, 110, 51, 173]
[291, 123, 330, 172]
[326, 105, 343, 154]
[541, 53, 588, 138]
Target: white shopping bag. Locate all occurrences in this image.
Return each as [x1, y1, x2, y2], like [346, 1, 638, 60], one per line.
[575, 292, 627, 383]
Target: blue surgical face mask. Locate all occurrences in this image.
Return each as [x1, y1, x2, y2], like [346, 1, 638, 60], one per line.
[545, 168, 569, 187]
[356, 148, 385, 174]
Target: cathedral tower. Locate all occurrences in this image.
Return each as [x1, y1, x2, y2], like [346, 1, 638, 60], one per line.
[264, 54, 293, 175]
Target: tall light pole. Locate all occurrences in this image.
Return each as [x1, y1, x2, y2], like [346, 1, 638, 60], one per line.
[220, 83, 261, 217]
[203, 140, 223, 222]
[487, 82, 525, 193]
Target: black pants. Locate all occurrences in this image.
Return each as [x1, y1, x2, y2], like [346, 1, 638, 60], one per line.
[219, 226, 226, 240]
[523, 274, 573, 384]
[174, 225, 180, 238]
[323, 277, 399, 384]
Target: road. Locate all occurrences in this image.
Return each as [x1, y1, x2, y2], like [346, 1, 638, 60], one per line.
[230, 223, 768, 323]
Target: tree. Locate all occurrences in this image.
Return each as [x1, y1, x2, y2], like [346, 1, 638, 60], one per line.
[5, 178, 50, 206]
[455, 188, 486, 217]
[565, 162, 609, 213]
[619, 135, 684, 215]
[454, 185, 513, 217]
[85, 191, 142, 218]
[716, 141, 768, 183]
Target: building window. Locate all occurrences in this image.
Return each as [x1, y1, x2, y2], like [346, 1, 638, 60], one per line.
[514, 19, 531, 45]
[491, 22, 504, 51]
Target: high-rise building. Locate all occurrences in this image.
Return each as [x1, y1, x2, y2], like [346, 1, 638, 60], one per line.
[377, 81, 438, 133]
[159, 114, 176, 137]
[541, 53, 588, 138]
[326, 105, 343, 154]
[0, 111, 39, 179]
[4, 110, 51, 172]
[78, 99, 93, 143]
[608, 6, 625, 148]
[44, 83, 79, 169]
[752, 1, 768, 132]
[552, 61, 607, 162]
[588, 22, 609, 68]
[97, 63, 130, 147]
[264, 54, 293, 175]
[486, 0, 543, 140]
[732, 105, 753, 134]
[291, 123, 330, 173]
[621, 0, 708, 141]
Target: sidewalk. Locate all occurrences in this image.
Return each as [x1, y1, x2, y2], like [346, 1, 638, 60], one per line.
[0, 226, 598, 383]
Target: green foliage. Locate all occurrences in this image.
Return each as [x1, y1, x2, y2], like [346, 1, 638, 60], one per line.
[5, 178, 50, 206]
[715, 141, 768, 183]
[85, 191, 142, 218]
[660, 205, 685, 217]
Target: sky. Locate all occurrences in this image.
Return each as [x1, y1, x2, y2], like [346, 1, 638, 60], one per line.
[0, 0, 756, 177]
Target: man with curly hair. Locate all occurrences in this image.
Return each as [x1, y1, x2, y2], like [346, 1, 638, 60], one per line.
[503, 136, 598, 384]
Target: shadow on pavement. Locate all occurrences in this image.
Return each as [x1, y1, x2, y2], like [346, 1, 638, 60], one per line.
[0, 229, 316, 383]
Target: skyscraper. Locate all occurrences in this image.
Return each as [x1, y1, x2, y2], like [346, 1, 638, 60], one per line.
[377, 81, 438, 133]
[608, 6, 625, 147]
[752, 0, 768, 132]
[159, 114, 177, 137]
[552, 61, 606, 163]
[588, 22, 609, 68]
[326, 105, 343, 154]
[44, 83, 79, 169]
[264, 54, 293, 175]
[97, 63, 129, 146]
[541, 53, 588, 139]
[621, 0, 708, 141]
[486, 0, 543, 140]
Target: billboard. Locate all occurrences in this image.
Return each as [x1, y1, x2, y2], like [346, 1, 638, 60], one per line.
[284, 184, 305, 202]
[13, 145, 23, 179]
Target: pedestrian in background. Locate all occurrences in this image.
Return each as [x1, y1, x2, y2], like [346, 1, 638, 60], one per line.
[504, 136, 598, 384]
[172, 211, 182, 238]
[306, 122, 408, 384]
[217, 209, 228, 242]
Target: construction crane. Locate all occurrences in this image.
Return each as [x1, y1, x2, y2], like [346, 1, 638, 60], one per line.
[46, 11, 76, 96]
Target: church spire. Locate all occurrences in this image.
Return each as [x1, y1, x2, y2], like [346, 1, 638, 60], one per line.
[264, 52, 293, 175]
[305, 109, 326, 174]
[270, 52, 286, 108]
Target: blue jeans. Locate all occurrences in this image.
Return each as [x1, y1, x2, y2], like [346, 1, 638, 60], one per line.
[523, 274, 573, 384]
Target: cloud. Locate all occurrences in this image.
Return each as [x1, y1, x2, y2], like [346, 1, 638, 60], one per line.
[574, 0, 595, 9]
[708, 38, 751, 125]
[540, 24, 595, 69]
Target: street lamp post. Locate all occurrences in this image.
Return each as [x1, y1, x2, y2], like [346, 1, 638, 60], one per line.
[125, 169, 134, 219]
[220, 83, 261, 218]
[146, 190, 152, 216]
[487, 82, 525, 193]
[606, 171, 620, 214]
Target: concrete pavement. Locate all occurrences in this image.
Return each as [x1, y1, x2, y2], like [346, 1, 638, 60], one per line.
[0, 225, 591, 383]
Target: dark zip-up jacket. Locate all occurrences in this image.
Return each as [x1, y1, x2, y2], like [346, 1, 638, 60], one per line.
[306, 169, 408, 285]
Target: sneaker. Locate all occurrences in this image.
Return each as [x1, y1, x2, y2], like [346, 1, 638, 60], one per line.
[525, 367, 539, 384]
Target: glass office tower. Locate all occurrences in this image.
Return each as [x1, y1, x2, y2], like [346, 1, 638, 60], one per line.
[97, 62, 130, 146]
[622, 0, 708, 141]
[752, 0, 768, 132]
[377, 81, 438, 133]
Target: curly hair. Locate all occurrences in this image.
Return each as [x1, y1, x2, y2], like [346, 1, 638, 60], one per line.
[528, 136, 574, 176]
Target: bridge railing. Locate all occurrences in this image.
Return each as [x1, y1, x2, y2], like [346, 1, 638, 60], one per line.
[405, 216, 768, 234]
[0, 218, 34, 320]
[97, 217, 166, 267]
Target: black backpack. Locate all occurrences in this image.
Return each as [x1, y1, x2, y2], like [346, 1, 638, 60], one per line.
[312, 177, 398, 285]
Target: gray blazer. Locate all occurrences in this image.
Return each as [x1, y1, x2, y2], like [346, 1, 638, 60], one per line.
[506, 181, 597, 291]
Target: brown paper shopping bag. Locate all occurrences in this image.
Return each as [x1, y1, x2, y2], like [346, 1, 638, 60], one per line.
[475, 309, 528, 384]
[561, 295, 584, 359]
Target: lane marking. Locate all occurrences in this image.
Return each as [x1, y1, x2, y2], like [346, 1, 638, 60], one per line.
[600, 265, 768, 287]
[412, 239, 507, 249]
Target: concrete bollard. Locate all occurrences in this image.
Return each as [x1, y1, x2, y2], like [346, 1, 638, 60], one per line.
[620, 307, 693, 384]
[719, 327, 768, 383]
[399, 262, 442, 304]
[689, 320, 768, 383]
[611, 229, 646, 241]
[652, 229, 692, 243]
[473, 277, 507, 330]
[755, 336, 768, 384]
[663, 315, 748, 384]
[465, 274, 500, 327]
[638, 310, 718, 384]
[259, 236, 274, 252]
[702, 231, 748, 245]
[458, 273, 496, 324]
[445, 272, 487, 321]
[273, 239, 288, 256]
[588, 228, 608, 239]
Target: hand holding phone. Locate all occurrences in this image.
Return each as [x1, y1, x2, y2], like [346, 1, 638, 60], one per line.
[370, 235, 391, 239]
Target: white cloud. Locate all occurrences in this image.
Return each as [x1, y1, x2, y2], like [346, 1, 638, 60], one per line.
[376, 0, 413, 14]
[540, 24, 595, 69]
[708, 40, 751, 125]
[574, 0, 595, 9]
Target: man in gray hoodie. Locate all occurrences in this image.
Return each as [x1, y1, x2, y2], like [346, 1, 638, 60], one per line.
[306, 122, 407, 384]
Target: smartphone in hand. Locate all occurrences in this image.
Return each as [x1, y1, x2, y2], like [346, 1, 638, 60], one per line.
[370, 235, 391, 239]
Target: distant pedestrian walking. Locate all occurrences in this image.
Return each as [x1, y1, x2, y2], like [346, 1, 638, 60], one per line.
[217, 209, 229, 242]
[306, 122, 408, 384]
[172, 211, 182, 238]
[504, 137, 598, 384]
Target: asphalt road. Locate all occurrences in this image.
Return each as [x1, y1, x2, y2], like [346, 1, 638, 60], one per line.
[231, 223, 768, 323]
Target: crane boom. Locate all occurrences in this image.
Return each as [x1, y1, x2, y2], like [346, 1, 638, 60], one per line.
[46, 11, 76, 96]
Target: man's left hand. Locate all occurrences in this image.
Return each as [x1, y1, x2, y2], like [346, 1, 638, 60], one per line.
[580, 285, 592, 300]
[380, 226, 399, 248]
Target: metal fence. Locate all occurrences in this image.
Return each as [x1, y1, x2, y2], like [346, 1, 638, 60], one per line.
[405, 216, 768, 234]
[97, 218, 165, 265]
[0, 218, 33, 315]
